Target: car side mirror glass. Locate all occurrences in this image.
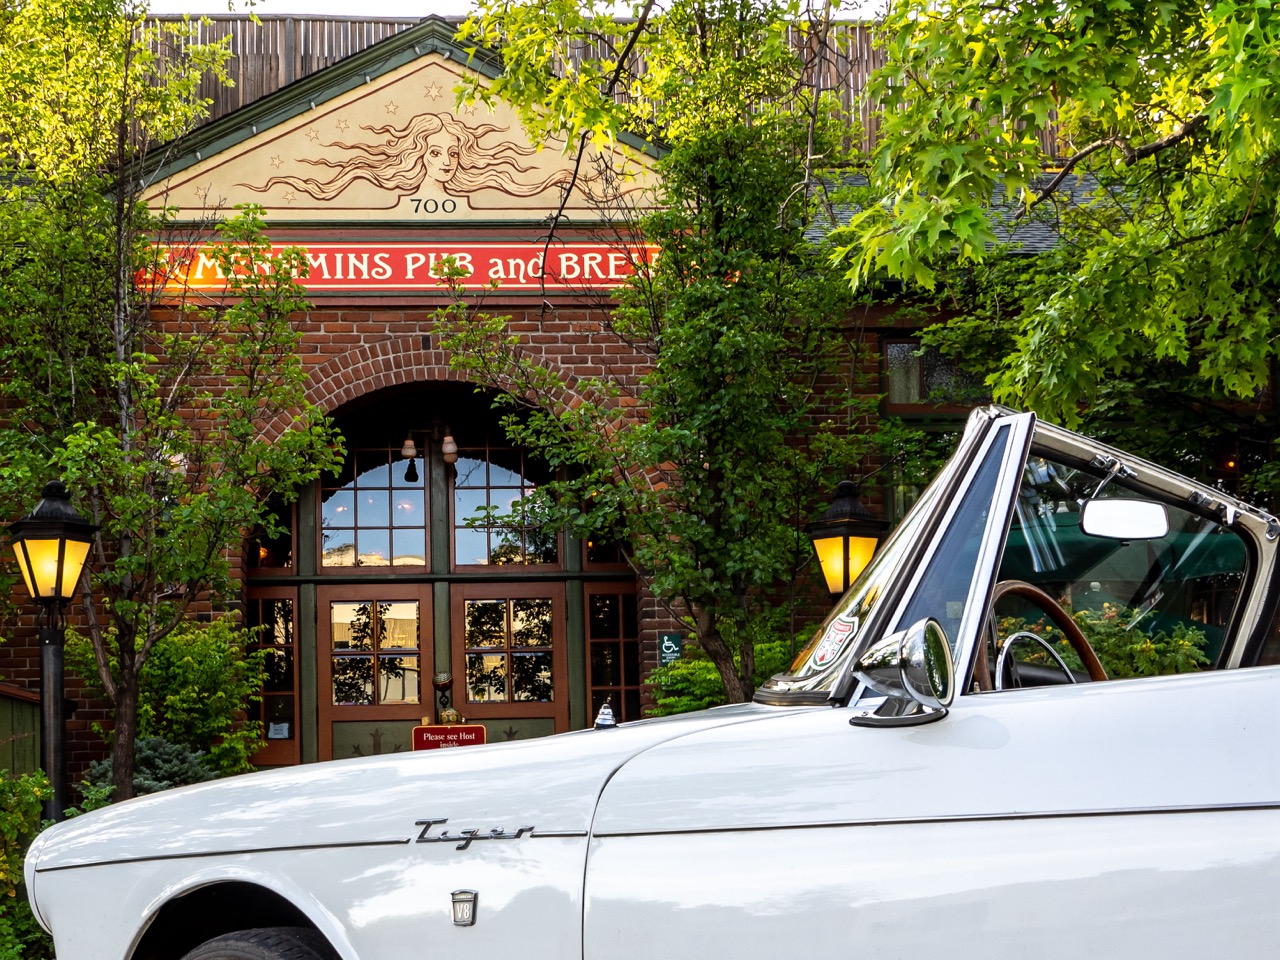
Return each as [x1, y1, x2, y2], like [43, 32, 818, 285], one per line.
[850, 618, 953, 726]
[902, 618, 954, 709]
[1079, 498, 1169, 540]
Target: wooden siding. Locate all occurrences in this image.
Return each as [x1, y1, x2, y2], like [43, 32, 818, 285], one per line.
[155, 15, 425, 121]
[153, 16, 887, 143]
[0, 684, 40, 775]
[153, 15, 1054, 161]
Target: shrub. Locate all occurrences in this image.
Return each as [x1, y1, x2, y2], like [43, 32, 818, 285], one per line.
[83, 737, 216, 798]
[647, 612, 807, 717]
[999, 605, 1210, 678]
[69, 617, 268, 779]
[0, 771, 52, 960]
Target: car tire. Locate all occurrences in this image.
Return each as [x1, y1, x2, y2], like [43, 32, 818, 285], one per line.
[180, 927, 337, 960]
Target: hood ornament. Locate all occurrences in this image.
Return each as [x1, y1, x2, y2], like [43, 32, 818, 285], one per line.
[593, 698, 617, 730]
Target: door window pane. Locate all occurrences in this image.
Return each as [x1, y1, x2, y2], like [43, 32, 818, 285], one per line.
[587, 588, 641, 722]
[512, 652, 553, 701]
[513, 598, 553, 646]
[466, 652, 508, 702]
[378, 654, 420, 704]
[463, 596, 557, 704]
[248, 595, 298, 744]
[333, 656, 375, 705]
[330, 600, 421, 706]
[465, 600, 506, 647]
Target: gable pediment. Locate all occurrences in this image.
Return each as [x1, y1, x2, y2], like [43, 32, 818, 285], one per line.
[145, 18, 658, 226]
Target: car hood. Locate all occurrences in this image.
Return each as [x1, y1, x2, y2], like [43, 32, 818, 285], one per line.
[28, 703, 806, 872]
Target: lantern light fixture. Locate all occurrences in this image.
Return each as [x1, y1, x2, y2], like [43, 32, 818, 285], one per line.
[7, 481, 98, 822]
[9, 482, 98, 607]
[806, 481, 888, 596]
[441, 431, 458, 465]
[400, 436, 418, 459]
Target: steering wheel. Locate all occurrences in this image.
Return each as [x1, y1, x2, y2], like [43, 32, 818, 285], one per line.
[974, 580, 1108, 691]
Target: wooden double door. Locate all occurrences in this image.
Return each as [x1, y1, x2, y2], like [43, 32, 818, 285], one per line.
[317, 582, 569, 760]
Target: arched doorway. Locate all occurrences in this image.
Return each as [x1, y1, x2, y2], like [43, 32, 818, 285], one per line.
[244, 383, 644, 764]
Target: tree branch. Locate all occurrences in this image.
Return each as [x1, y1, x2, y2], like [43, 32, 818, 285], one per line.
[1024, 115, 1208, 216]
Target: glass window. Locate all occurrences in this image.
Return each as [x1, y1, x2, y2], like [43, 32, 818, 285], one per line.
[463, 596, 556, 703]
[884, 338, 985, 410]
[247, 596, 297, 743]
[330, 600, 421, 705]
[453, 442, 559, 567]
[247, 499, 294, 570]
[322, 446, 427, 568]
[587, 589, 641, 722]
[983, 451, 1249, 687]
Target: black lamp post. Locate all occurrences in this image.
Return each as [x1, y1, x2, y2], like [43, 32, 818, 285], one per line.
[806, 481, 888, 596]
[8, 482, 97, 821]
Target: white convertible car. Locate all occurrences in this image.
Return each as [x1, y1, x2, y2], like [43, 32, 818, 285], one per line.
[26, 407, 1280, 960]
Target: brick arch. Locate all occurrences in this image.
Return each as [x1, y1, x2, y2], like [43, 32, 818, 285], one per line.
[259, 340, 598, 442]
[305, 343, 464, 414]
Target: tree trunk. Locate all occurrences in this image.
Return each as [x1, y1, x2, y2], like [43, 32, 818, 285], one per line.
[695, 606, 751, 703]
[111, 675, 138, 802]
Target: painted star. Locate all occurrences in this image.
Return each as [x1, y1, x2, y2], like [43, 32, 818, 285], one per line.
[384, 100, 399, 115]
[194, 185, 210, 201]
[424, 82, 444, 101]
[336, 118, 349, 133]
[305, 126, 320, 142]
[269, 155, 283, 169]
[283, 191, 297, 203]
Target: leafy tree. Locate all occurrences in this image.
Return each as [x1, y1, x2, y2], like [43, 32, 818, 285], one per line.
[67, 618, 269, 778]
[442, 1, 929, 702]
[912, 253, 1280, 497]
[0, 0, 341, 800]
[833, 0, 1280, 478]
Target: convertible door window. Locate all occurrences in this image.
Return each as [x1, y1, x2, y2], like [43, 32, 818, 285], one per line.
[980, 452, 1248, 689]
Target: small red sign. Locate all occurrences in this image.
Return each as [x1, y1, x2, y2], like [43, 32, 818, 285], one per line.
[412, 724, 488, 751]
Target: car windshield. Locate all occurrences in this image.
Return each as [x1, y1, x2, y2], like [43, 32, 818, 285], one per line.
[775, 416, 1017, 694]
[767, 412, 1255, 703]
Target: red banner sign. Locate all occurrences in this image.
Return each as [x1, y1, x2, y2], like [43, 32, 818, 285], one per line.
[412, 724, 488, 750]
[158, 241, 655, 296]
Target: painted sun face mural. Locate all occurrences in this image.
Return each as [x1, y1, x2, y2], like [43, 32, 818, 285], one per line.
[147, 55, 653, 224]
[242, 111, 575, 207]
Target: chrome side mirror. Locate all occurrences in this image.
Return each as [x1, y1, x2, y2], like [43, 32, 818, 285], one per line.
[850, 618, 953, 727]
[1079, 498, 1169, 540]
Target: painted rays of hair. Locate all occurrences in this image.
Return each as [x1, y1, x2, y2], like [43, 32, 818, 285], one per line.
[243, 112, 573, 201]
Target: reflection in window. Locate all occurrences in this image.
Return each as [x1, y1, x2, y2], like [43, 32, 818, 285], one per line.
[587, 590, 641, 722]
[993, 452, 1248, 675]
[322, 447, 427, 567]
[248, 499, 293, 569]
[248, 596, 296, 740]
[464, 597, 554, 703]
[885, 339, 985, 408]
[330, 600, 420, 705]
[454, 443, 558, 566]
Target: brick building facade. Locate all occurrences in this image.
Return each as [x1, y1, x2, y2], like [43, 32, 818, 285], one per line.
[5, 14, 929, 780]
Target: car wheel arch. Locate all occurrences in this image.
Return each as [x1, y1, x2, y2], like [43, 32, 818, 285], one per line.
[131, 881, 341, 960]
